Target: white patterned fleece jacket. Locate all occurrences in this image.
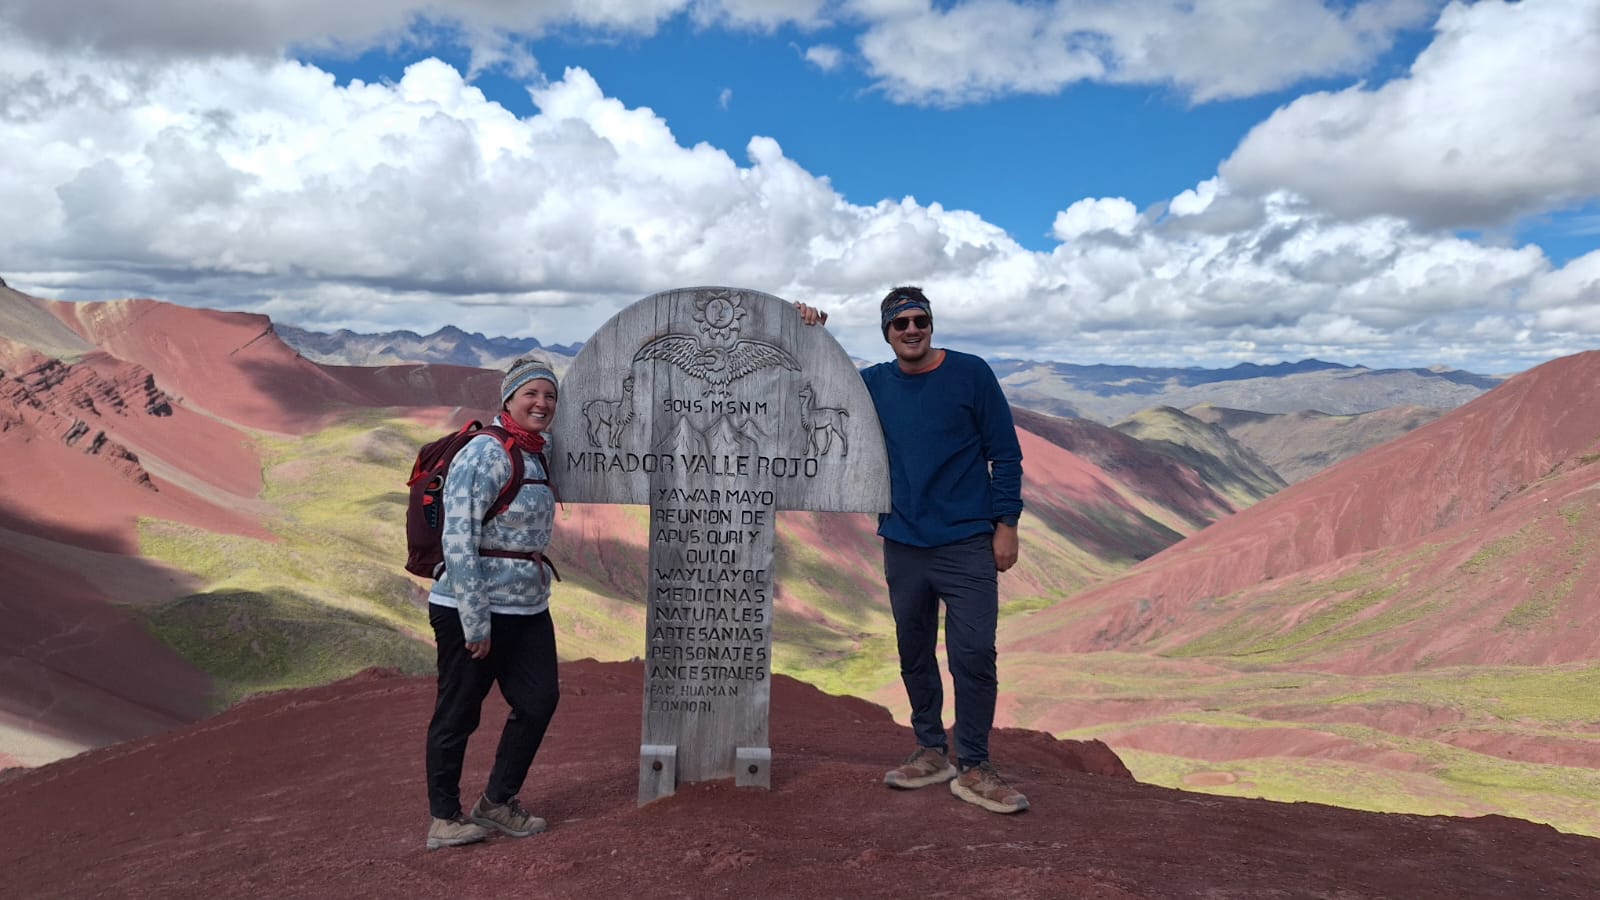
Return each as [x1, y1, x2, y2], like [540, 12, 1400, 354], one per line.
[427, 424, 557, 643]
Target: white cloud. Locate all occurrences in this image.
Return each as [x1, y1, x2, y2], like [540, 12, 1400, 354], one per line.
[803, 43, 844, 71]
[1525, 250, 1600, 329]
[1052, 198, 1140, 240]
[1095, 0, 1439, 102]
[855, 1, 1106, 106]
[1, 2, 1598, 375]
[0, 1, 1441, 107]
[0, 0, 833, 59]
[1223, 0, 1600, 229]
[0, 0, 427, 57]
[854, 0, 1438, 106]
[694, 0, 833, 30]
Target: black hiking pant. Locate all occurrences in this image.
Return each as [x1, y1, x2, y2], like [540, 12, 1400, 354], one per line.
[424, 604, 560, 819]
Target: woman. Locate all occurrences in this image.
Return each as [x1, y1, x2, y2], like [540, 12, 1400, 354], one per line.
[423, 355, 562, 850]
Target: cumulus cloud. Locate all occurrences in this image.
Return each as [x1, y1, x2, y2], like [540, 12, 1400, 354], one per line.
[0, 0, 1441, 106]
[854, 0, 1438, 105]
[803, 43, 844, 71]
[1525, 250, 1600, 322]
[1223, 0, 1600, 229]
[0, 40, 969, 343]
[0, 0, 836, 60]
[694, 0, 833, 31]
[1053, 198, 1141, 240]
[1, 2, 1598, 374]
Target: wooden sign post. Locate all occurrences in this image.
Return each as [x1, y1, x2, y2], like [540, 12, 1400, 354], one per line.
[548, 286, 889, 804]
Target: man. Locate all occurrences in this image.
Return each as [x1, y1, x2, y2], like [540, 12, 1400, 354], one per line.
[797, 287, 1027, 814]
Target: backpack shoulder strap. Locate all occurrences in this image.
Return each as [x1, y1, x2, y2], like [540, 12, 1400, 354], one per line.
[406, 419, 485, 487]
[479, 425, 525, 523]
[533, 451, 561, 505]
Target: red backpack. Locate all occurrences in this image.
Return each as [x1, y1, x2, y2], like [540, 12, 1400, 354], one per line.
[405, 420, 549, 579]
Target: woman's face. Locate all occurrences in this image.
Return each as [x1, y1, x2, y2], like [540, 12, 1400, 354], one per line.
[505, 379, 558, 433]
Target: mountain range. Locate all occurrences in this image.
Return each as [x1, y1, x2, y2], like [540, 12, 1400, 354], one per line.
[275, 321, 1502, 426]
[275, 323, 584, 370]
[274, 318, 1485, 484]
[3, 285, 1599, 890]
[0, 286, 1251, 769]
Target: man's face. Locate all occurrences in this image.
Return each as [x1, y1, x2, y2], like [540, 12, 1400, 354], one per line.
[887, 310, 932, 367]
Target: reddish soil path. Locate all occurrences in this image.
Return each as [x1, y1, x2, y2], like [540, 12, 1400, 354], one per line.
[3, 660, 1596, 899]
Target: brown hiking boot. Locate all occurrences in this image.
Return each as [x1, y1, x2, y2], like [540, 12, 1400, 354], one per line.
[469, 794, 547, 838]
[426, 814, 490, 850]
[950, 761, 1029, 813]
[884, 746, 958, 789]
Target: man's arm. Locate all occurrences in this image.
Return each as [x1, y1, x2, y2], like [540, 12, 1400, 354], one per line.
[974, 360, 1023, 571]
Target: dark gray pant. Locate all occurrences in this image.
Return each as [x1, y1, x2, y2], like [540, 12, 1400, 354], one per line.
[883, 533, 998, 767]
[425, 605, 560, 819]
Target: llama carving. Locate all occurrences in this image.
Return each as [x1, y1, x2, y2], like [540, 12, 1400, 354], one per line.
[583, 375, 636, 448]
[798, 381, 848, 458]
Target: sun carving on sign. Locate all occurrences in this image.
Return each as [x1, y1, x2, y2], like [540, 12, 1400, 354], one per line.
[633, 290, 799, 397]
[696, 290, 747, 344]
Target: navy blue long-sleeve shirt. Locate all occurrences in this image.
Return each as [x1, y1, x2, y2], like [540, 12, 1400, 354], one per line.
[862, 349, 1024, 547]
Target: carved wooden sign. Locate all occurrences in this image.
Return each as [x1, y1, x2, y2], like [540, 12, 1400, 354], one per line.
[549, 286, 889, 804]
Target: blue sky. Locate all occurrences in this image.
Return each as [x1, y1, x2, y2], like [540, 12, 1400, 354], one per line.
[2, 1, 1598, 373]
[311, 17, 1416, 254]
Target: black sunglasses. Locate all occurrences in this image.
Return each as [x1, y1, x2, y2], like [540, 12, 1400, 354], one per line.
[890, 314, 930, 332]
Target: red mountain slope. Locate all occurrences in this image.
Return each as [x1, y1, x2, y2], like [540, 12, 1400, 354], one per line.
[39, 296, 501, 433]
[1005, 351, 1600, 669]
[1016, 407, 1236, 538]
[0, 289, 1246, 775]
[0, 526, 212, 769]
[0, 295, 536, 765]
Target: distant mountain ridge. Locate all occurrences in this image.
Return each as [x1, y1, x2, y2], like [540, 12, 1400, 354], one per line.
[274, 324, 1502, 422]
[994, 357, 1501, 422]
[1186, 403, 1449, 483]
[990, 357, 1501, 395]
[275, 323, 582, 370]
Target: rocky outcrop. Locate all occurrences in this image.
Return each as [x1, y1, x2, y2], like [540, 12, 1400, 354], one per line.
[0, 357, 166, 490]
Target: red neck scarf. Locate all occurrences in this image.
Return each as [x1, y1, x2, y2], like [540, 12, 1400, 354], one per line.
[497, 415, 546, 455]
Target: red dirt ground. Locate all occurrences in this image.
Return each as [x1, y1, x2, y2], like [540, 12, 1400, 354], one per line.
[3, 660, 1597, 900]
[0, 537, 213, 768]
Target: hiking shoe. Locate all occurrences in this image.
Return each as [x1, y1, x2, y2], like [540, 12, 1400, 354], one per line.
[468, 794, 547, 838]
[426, 814, 490, 850]
[950, 761, 1029, 814]
[884, 746, 958, 789]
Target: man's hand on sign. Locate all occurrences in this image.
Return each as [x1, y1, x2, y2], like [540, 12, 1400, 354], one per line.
[794, 302, 828, 327]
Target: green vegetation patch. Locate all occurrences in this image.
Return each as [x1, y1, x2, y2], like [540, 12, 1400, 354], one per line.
[134, 416, 460, 708]
[1499, 585, 1563, 631]
[1165, 559, 1432, 665]
[1114, 723, 1600, 838]
[1007, 650, 1600, 837]
[144, 588, 433, 708]
[551, 581, 646, 663]
[1457, 526, 1538, 576]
